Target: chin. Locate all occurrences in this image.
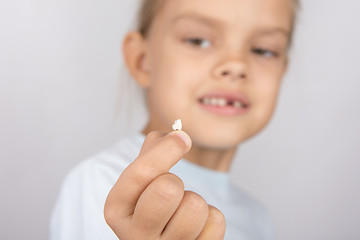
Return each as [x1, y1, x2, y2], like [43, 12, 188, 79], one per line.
[190, 130, 248, 150]
[183, 115, 268, 149]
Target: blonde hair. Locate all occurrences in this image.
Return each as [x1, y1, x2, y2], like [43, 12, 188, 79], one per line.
[137, 0, 300, 42]
[137, 0, 166, 37]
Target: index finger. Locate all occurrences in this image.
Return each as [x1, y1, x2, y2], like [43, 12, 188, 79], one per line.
[106, 130, 192, 217]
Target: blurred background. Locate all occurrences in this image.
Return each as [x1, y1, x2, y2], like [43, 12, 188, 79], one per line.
[1, 0, 359, 239]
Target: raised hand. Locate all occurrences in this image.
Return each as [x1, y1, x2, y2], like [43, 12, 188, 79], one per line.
[104, 131, 226, 240]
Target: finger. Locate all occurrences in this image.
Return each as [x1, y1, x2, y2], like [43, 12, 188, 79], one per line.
[106, 130, 191, 218]
[130, 173, 184, 239]
[196, 205, 226, 240]
[139, 131, 166, 155]
[161, 191, 209, 240]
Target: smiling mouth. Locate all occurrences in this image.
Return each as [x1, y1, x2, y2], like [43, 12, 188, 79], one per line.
[197, 93, 250, 116]
[199, 97, 249, 108]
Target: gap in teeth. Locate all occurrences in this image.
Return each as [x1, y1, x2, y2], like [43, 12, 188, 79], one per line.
[201, 98, 244, 108]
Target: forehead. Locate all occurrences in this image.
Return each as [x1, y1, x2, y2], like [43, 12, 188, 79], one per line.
[155, 0, 293, 33]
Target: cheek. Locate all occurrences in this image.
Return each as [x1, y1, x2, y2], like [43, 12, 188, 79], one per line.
[252, 70, 283, 120]
[147, 59, 200, 118]
[150, 49, 204, 99]
[252, 59, 284, 102]
[259, 78, 281, 102]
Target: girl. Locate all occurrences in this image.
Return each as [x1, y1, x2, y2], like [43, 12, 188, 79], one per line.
[51, 0, 299, 239]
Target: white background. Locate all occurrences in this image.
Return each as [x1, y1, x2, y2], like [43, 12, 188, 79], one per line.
[1, 0, 359, 239]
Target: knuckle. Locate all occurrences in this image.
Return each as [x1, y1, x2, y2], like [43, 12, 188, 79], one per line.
[153, 173, 184, 201]
[131, 161, 157, 183]
[103, 203, 119, 229]
[128, 227, 148, 240]
[208, 205, 226, 227]
[183, 191, 209, 215]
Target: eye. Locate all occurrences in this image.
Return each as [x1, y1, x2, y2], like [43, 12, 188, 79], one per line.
[184, 38, 211, 49]
[252, 48, 278, 58]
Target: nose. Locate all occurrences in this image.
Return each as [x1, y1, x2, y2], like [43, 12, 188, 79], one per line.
[213, 59, 247, 81]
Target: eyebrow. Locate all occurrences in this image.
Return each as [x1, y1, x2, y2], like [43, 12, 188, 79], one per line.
[172, 12, 290, 39]
[171, 12, 224, 28]
[256, 28, 290, 38]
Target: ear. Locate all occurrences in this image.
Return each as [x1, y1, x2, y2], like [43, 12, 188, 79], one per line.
[122, 31, 151, 88]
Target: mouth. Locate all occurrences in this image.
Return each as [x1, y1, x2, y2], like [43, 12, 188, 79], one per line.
[198, 91, 250, 116]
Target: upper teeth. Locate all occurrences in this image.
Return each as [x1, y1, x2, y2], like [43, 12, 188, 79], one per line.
[202, 97, 244, 108]
[233, 101, 242, 108]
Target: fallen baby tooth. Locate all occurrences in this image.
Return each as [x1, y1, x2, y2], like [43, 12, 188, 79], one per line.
[172, 119, 182, 131]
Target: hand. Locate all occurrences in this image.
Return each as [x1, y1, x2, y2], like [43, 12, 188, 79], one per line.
[104, 131, 226, 239]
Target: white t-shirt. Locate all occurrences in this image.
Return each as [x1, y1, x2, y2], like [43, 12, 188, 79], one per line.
[50, 134, 273, 240]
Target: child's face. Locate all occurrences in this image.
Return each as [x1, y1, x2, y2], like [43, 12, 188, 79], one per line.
[135, 0, 293, 149]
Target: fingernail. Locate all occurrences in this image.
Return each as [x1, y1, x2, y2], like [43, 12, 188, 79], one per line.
[169, 130, 192, 148]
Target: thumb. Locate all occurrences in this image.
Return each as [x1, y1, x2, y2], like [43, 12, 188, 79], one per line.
[139, 130, 192, 156]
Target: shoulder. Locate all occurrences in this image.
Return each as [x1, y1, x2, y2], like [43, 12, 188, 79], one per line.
[50, 135, 143, 240]
[62, 134, 144, 192]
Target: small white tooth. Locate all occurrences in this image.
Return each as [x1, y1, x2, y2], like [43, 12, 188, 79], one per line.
[203, 98, 211, 105]
[210, 98, 218, 105]
[218, 98, 227, 106]
[233, 101, 242, 108]
[215, 98, 222, 106]
[172, 119, 182, 131]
